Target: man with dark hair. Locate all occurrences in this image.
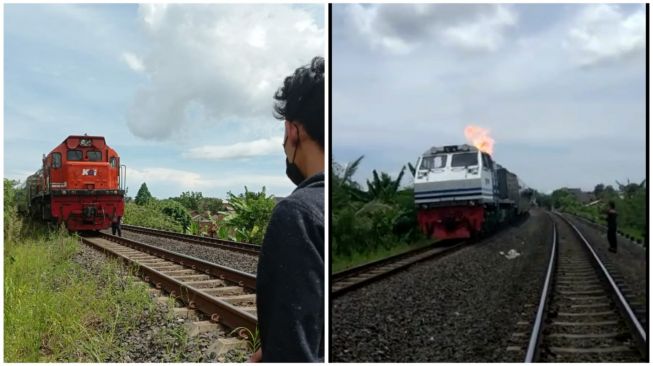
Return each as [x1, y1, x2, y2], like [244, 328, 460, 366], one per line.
[606, 201, 618, 253]
[250, 56, 324, 362]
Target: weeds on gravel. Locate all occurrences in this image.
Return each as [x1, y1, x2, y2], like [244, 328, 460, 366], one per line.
[4, 218, 154, 362]
[231, 326, 261, 352]
[157, 325, 192, 362]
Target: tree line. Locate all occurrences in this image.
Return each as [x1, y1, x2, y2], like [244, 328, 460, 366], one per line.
[536, 180, 646, 243]
[128, 182, 276, 244]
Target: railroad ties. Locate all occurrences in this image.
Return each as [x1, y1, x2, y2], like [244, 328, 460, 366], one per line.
[506, 212, 646, 362]
[81, 233, 257, 336]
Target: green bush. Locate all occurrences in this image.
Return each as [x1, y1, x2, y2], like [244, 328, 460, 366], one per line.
[220, 187, 275, 245]
[123, 202, 183, 232]
[331, 158, 426, 269]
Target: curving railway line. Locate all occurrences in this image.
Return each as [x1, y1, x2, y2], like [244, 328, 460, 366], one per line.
[81, 232, 258, 334]
[120, 224, 261, 256]
[520, 212, 647, 362]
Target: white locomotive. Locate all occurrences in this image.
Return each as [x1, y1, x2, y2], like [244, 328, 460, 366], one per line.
[413, 144, 530, 239]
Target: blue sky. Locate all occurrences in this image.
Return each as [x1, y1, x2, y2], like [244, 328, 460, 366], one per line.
[332, 4, 645, 193]
[5, 4, 324, 199]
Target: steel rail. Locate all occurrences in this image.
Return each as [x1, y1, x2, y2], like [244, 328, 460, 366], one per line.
[97, 232, 256, 290]
[555, 212, 647, 357]
[121, 224, 261, 255]
[332, 240, 466, 297]
[332, 241, 439, 282]
[524, 218, 557, 362]
[80, 234, 258, 333]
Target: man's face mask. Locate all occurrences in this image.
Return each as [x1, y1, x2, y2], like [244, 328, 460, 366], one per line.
[283, 123, 305, 186]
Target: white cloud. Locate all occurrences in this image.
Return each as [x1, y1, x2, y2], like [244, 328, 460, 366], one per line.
[121, 52, 145, 72]
[126, 4, 323, 140]
[184, 136, 283, 160]
[441, 6, 517, 52]
[347, 4, 517, 54]
[127, 167, 204, 188]
[126, 166, 291, 192]
[565, 4, 644, 66]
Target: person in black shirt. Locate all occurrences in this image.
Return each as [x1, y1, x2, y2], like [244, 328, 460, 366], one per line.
[249, 56, 324, 362]
[606, 201, 617, 253]
[111, 208, 122, 237]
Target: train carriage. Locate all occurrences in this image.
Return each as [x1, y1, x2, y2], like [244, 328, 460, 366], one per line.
[414, 144, 531, 240]
[26, 134, 126, 231]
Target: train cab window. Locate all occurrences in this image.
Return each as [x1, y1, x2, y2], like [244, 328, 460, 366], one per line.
[67, 150, 83, 161]
[52, 153, 61, 168]
[420, 155, 447, 170]
[88, 151, 102, 161]
[110, 157, 117, 168]
[451, 152, 478, 167]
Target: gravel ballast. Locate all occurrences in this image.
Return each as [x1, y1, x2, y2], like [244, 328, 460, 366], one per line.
[331, 209, 554, 362]
[105, 230, 259, 275]
[73, 242, 251, 362]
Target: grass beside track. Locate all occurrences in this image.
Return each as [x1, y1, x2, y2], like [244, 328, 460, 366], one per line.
[4, 222, 154, 362]
[331, 238, 434, 274]
[568, 209, 645, 243]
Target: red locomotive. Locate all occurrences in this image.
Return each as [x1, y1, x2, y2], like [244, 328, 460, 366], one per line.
[25, 135, 125, 231]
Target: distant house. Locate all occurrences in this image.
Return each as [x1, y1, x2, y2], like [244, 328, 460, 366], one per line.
[564, 188, 595, 204]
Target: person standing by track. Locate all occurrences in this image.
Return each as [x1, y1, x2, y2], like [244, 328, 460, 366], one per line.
[605, 201, 618, 253]
[111, 208, 122, 237]
[249, 56, 324, 363]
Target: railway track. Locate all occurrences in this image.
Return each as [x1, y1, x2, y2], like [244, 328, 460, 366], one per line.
[331, 240, 466, 297]
[121, 224, 260, 256]
[80, 232, 258, 334]
[520, 212, 647, 362]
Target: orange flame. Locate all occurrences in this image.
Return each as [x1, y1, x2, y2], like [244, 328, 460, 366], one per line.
[464, 125, 495, 155]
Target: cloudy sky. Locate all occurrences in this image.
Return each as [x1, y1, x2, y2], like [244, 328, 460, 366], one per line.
[5, 4, 324, 199]
[332, 4, 645, 194]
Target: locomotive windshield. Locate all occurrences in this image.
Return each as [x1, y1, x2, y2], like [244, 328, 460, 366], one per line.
[87, 151, 102, 161]
[420, 155, 447, 170]
[67, 150, 83, 161]
[451, 152, 478, 167]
